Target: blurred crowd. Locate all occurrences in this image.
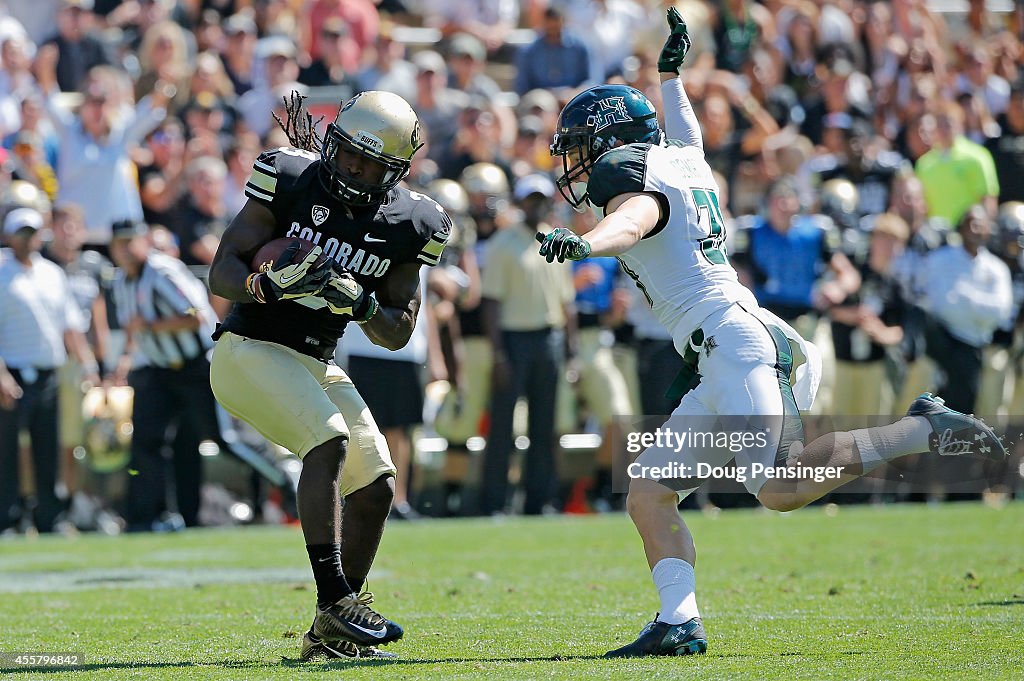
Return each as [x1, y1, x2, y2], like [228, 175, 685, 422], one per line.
[2, 0, 1024, 534]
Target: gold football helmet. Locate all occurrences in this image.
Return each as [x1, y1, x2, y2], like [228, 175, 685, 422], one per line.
[427, 179, 469, 216]
[320, 91, 423, 205]
[458, 163, 509, 222]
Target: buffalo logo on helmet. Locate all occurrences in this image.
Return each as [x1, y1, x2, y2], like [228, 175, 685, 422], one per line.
[311, 205, 330, 226]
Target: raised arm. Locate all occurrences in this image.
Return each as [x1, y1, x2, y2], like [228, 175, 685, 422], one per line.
[657, 7, 703, 149]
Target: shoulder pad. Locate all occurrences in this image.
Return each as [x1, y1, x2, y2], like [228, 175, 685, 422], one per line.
[244, 147, 319, 206]
[588, 143, 649, 209]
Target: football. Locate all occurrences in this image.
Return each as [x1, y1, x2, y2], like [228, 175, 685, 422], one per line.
[250, 237, 329, 274]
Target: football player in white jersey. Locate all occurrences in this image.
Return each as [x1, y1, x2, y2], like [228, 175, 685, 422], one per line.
[538, 8, 1008, 659]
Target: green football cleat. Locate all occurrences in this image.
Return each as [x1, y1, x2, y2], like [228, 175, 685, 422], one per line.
[603, 617, 707, 658]
[300, 630, 398, 661]
[906, 393, 1007, 460]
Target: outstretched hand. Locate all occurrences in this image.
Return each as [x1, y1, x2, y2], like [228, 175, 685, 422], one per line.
[658, 6, 692, 74]
[536, 229, 591, 263]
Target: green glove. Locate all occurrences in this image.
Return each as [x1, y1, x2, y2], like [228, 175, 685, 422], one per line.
[658, 6, 692, 73]
[535, 228, 591, 263]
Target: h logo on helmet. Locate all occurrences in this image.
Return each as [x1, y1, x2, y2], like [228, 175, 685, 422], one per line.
[588, 97, 632, 132]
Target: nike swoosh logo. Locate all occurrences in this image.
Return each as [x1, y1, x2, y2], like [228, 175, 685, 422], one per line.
[364, 234, 385, 243]
[348, 622, 388, 638]
[278, 271, 302, 285]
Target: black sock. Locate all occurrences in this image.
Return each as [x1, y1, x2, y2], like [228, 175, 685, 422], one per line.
[306, 543, 353, 607]
[348, 577, 364, 594]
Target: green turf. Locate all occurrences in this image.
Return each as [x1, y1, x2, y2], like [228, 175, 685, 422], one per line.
[0, 502, 1021, 680]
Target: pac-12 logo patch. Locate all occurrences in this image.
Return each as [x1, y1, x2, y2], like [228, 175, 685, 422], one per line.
[589, 96, 632, 132]
[311, 205, 330, 226]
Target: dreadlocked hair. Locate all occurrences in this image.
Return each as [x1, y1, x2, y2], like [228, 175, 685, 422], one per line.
[273, 90, 325, 153]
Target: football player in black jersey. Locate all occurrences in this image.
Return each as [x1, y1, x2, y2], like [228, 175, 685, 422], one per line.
[207, 91, 450, 660]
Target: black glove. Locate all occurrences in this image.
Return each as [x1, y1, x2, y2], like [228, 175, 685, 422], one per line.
[318, 270, 379, 322]
[255, 242, 332, 302]
[536, 228, 592, 263]
[658, 6, 692, 73]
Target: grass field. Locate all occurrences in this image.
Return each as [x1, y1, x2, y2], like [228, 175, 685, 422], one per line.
[0, 502, 1021, 680]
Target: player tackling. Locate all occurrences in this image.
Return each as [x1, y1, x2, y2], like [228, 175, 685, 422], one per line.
[538, 9, 1007, 658]
[208, 91, 450, 660]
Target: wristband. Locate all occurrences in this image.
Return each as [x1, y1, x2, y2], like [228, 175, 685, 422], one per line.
[246, 273, 267, 303]
[354, 296, 380, 324]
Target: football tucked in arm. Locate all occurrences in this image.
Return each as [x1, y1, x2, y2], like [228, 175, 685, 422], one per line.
[251, 237, 329, 274]
[248, 237, 333, 308]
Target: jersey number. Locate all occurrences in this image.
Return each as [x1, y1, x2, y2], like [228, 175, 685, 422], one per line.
[692, 188, 728, 265]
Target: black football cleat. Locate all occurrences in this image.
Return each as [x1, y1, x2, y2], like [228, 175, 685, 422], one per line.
[312, 592, 404, 647]
[906, 393, 1007, 460]
[603, 616, 707, 658]
[300, 630, 398, 661]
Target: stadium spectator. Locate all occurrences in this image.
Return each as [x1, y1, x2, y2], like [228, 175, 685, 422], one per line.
[42, 203, 112, 505]
[223, 137, 261, 218]
[343, 279, 438, 521]
[138, 117, 186, 228]
[237, 37, 305, 139]
[707, 0, 774, 73]
[134, 20, 191, 115]
[108, 219, 219, 530]
[915, 102, 1000, 225]
[411, 50, 468, 166]
[731, 177, 860, 335]
[0, 35, 38, 139]
[886, 173, 948, 413]
[987, 84, 1024, 204]
[355, 22, 417, 103]
[2, 94, 59, 172]
[480, 174, 574, 516]
[302, 0, 378, 68]
[559, 0, 647, 81]
[918, 205, 1012, 414]
[296, 18, 360, 91]
[42, 0, 111, 94]
[432, 166, 502, 515]
[423, 0, 518, 52]
[168, 155, 228, 268]
[827, 214, 907, 416]
[440, 101, 511, 182]
[219, 13, 258, 96]
[446, 32, 501, 100]
[0, 207, 100, 534]
[514, 7, 597, 96]
[954, 47, 1010, 118]
[564, 248, 633, 509]
[35, 54, 171, 250]
[298, 18, 361, 90]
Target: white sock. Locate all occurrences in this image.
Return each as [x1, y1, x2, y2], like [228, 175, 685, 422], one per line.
[850, 416, 932, 473]
[652, 558, 700, 625]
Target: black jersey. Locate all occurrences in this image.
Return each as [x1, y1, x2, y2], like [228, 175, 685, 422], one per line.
[218, 147, 451, 360]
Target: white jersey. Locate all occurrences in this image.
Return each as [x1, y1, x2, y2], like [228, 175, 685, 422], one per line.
[586, 140, 757, 345]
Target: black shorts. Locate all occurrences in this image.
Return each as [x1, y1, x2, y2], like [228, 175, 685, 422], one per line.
[346, 356, 424, 430]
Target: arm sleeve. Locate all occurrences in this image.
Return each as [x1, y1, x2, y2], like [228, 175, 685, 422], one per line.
[660, 77, 703, 150]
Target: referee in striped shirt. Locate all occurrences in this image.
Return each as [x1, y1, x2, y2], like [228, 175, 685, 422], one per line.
[109, 219, 220, 531]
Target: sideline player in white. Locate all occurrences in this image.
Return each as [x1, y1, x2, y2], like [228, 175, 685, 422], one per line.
[538, 8, 1008, 658]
